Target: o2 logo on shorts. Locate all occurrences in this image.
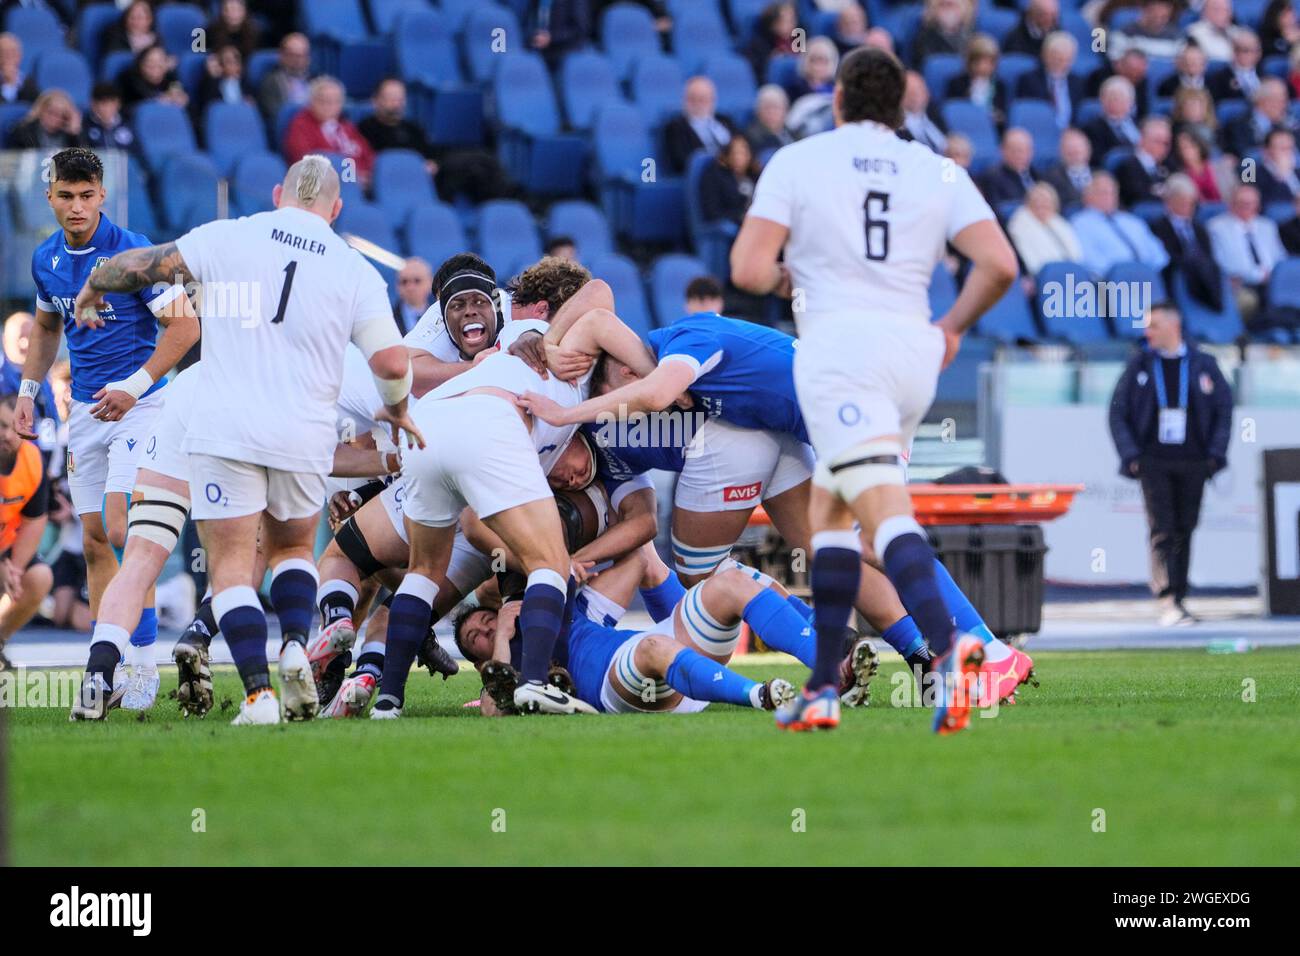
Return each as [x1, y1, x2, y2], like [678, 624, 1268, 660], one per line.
[722, 481, 762, 503]
[205, 483, 229, 507]
[146, 436, 157, 459]
[837, 402, 862, 427]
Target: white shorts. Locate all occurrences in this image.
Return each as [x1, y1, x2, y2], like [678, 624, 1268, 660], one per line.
[793, 316, 945, 464]
[66, 389, 164, 515]
[379, 475, 409, 543]
[374, 477, 493, 595]
[188, 454, 326, 521]
[402, 394, 552, 527]
[599, 625, 709, 716]
[675, 418, 815, 513]
[138, 389, 191, 485]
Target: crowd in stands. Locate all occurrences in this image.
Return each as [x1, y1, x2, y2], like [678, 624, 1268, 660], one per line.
[1, 0, 1299, 343]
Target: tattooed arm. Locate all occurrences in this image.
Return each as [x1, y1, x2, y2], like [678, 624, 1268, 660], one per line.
[73, 242, 195, 328]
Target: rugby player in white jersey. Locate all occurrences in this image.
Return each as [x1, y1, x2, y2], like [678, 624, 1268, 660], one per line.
[71, 155, 423, 725]
[731, 48, 1018, 734]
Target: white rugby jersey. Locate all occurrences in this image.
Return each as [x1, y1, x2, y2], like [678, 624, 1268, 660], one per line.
[747, 121, 994, 322]
[336, 345, 393, 451]
[424, 319, 590, 475]
[175, 206, 396, 473]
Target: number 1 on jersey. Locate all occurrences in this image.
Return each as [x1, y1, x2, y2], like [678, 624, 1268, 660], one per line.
[272, 260, 297, 324]
[863, 191, 890, 262]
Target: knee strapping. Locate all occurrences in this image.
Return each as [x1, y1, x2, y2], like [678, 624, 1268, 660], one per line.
[680, 582, 741, 657]
[814, 439, 906, 501]
[613, 638, 671, 705]
[126, 486, 191, 553]
[671, 533, 732, 577]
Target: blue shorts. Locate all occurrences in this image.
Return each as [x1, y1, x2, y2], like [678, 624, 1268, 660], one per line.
[567, 616, 641, 713]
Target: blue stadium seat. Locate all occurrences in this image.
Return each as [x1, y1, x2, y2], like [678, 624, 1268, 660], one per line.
[1194, 201, 1226, 224]
[463, 4, 522, 83]
[878, 5, 923, 64]
[631, 53, 684, 126]
[1267, 257, 1300, 312]
[436, 0, 480, 32]
[941, 100, 999, 172]
[1036, 261, 1110, 343]
[99, 50, 135, 85]
[133, 101, 197, 172]
[765, 54, 800, 91]
[245, 49, 282, 91]
[159, 154, 220, 234]
[124, 158, 161, 236]
[367, 0, 432, 34]
[1008, 99, 1060, 162]
[560, 50, 622, 131]
[300, 0, 370, 42]
[922, 54, 963, 101]
[156, 3, 206, 58]
[404, 201, 469, 268]
[588, 253, 652, 339]
[975, 6, 1018, 42]
[1104, 262, 1166, 338]
[1264, 201, 1295, 224]
[477, 200, 542, 279]
[204, 101, 269, 177]
[673, 8, 729, 75]
[666, 0, 723, 28]
[1074, 98, 1103, 127]
[1216, 99, 1249, 127]
[1235, 0, 1270, 30]
[933, 335, 996, 405]
[34, 50, 93, 110]
[0, 102, 28, 147]
[495, 52, 588, 195]
[1144, 56, 1177, 95]
[274, 100, 304, 151]
[928, 263, 958, 318]
[1173, 272, 1242, 344]
[684, 150, 736, 281]
[546, 200, 613, 260]
[704, 53, 757, 126]
[726, 0, 769, 38]
[77, 3, 123, 71]
[650, 253, 710, 327]
[176, 52, 208, 99]
[230, 151, 286, 217]
[600, 2, 661, 80]
[3, 6, 63, 57]
[592, 103, 686, 243]
[996, 53, 1039, 90]
[977, 281, 1039, 342]
[337, 200, 400, 254]
[336, 40, 392, 98]
[372, 149, 436, 224]
[394, 11, 463, 87]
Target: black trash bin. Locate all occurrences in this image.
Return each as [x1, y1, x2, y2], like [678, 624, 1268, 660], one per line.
[925, 524, 1048, 639]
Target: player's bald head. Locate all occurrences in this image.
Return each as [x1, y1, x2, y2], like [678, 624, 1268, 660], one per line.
[278, 154, 341, 220]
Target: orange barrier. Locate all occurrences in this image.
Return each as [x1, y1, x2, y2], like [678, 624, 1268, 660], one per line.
[746, 483, 1083, 529]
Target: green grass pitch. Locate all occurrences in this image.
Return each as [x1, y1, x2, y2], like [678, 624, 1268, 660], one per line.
[9, 649, 1300, 866]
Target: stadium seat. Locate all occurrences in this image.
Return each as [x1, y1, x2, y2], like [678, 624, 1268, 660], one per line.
[155, 3, 206, 58]
[631, 54, 685, 126]
[975, 5, 1018, 42]
[99, 49, 135, 85]
[204, 101, 269, 178]
[437, 0, 482, 33]
[159, 154, 220, 234]
[404, 201, 469, 268]
[124, 158, 161, 236]
[765, 54, 800, 91]
[477, 199, 542, 280]
[3, 6, 63, 57]
[1266, 256, 1300, 313]
[31, 49, 91, 110]
[394, 11, 464, 87]
[0, 102, 28, 147]
[1074, 98, 1103, 127]
[996, 53, 1039, 90]
[673, 8, 729, 75]
[336, 40, 392, 99]
[928, 263, 959, 318]
[1104, 262, 1166, 339]
[1036, 261, 1111, 343]
[1264, 201, 1295, 224]
[546, 200, 614, 260]
[1216, 99, 1249, 127]
[703, 53, 757, 126]
[1144, 56, 1177, 96]
[367, 0, 432, 33]
[877, 5, 923, 63]
[77, 3, 123, 70]
[560, 50, 623, 131]
[727, 0, 769, 38]
[176, 51, 208, 99]
[245, 49, 282, 91]
[133, 101, 197, 173]
[337, 200, 400, 255]
[462, 4, 522, 83]
[941, 101, 999, 172]
[1008, 99, 1060, 162]
[593, 102, 686, 242]
[685, 150, 736, 280]
[933, 335, 996, 406]
[230, 151, 286, 217]
[494, 52, 589, 196]
[649, 253, 710, 327]
[1172, 272, 1243, 344]
[372, 149, 436, 225]
[922, 54, 963, 103]
[300, 0, 370, 42]
[588, 253, 653, 339]
[600, 2, 661, 80]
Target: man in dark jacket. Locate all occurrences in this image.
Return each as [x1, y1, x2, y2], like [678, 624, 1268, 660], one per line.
[1109, 302, 1233, 626]
[1150, 174, 1224, 310]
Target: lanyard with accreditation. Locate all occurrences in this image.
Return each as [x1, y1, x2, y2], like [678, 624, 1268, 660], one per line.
[1152, 353, 1189, 445]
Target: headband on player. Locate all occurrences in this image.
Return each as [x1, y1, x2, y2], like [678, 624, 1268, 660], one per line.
[438, 270, 496, 311]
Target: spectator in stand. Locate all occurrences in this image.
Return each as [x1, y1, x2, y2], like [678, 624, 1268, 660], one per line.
[1220, 77, 1297, 157]
[1207, 27, 1264, 102]
[1188, 0, 1237, 64]
[1291, 44, 1300, 99]
[1260, 0, 1300, 58]
[545, 236, 578, 261]
[596, 0, 670, 34]
[193, 44, 252, 123]
[900, 70, 947, 154]
[258, 32, 312, 124]
[1171, 86, 1218, 148]
[83, 83, 136, 152]
[945, 131, 974, 168]
[1152, 173, 1225, 310]
[206, 0, 262, 60]
[864, 27, 895, 54]
[979, 127, 1039, 207]
[913, 0, 974, 63]
[1090, 47, 1152, 117]
[1109, 0, 1182, 62]
[698, 135, 756, 227]
[119, 44, 188, 112]
[1280, 193, 1300, 252]
[1016, 30, 1083, 129]
[1208, 183, 1287, 321]
[945, 33, 1010, 130]
[1258, 128, 1300, 206]
[392, 257, 433, 336]
[663, 76, 738, 175]
[283, 76, 375, 185]
[1115, 115, 1172, 207]
[0, 32, 37, 104]
[1170, 127, 1223, 202]
[358, 78, 438, 176]
[1109, 301, 1233, 628]
[1004, 0, 1060, 58]
[9, 90, 86, 149]
[1158, 43, 1209, 97]
[786, 37, 838, 138]
[829, 3, 869, 57]
[1084, 75, 1142, 159]
[744, 2, 799, 82]
[102, 0, 159, 56]
[529, 0, 593, 68]
[684, 275, 725, 314]
[745, 84, 793, 156]
[1071, 170, 1170, 274]
[1008, 182, 1084, 281]
[1040, 126, 1096, 209]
